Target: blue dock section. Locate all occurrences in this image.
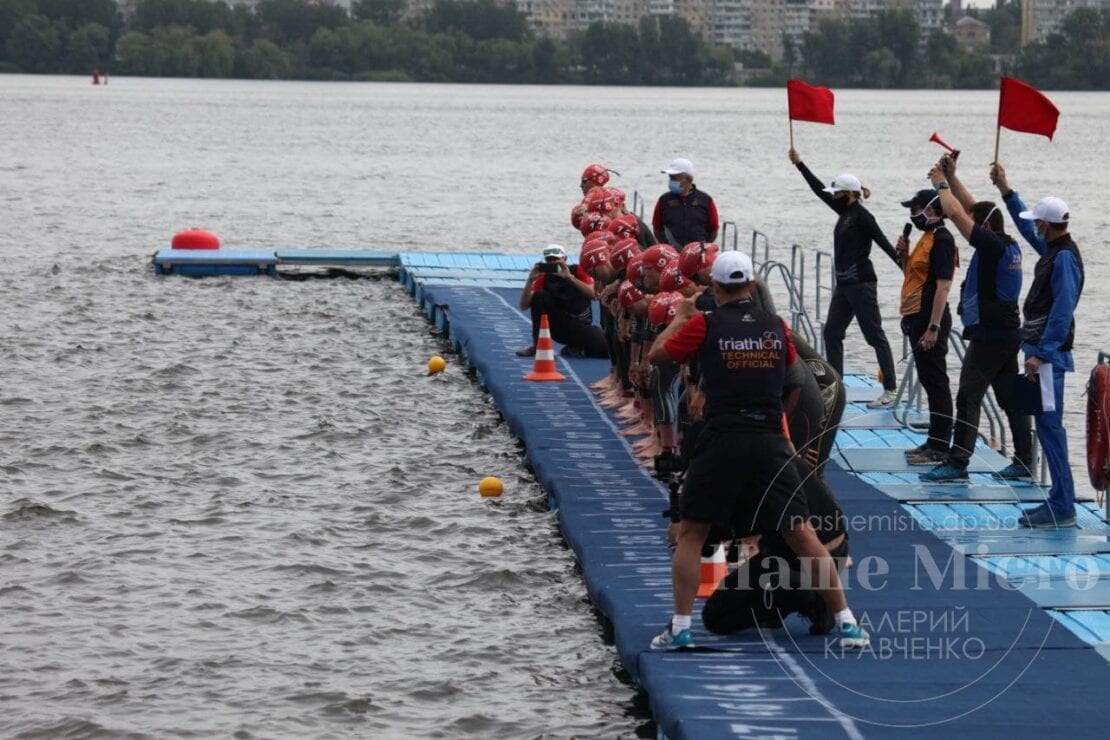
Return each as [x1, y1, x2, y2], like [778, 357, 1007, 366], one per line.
[400, 260, 1110, 739]
[155, 249, 1110, 736]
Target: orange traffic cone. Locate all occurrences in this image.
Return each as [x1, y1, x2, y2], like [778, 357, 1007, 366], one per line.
[696, 543, 728, 598]
[524, 314, 565, 382]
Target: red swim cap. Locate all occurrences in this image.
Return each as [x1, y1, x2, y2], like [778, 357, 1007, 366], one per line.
[609, 237, 640, 270]
[625, 253, 646, 288]
[641, 245, 679, 273]
[580, 239, 610, 270]
[571, 201, 587, 230]
[618, 279, 644, 308]
[648, 291, 685, 327]
[584, 187, 614, 213]
[659, 259, 687, 292]
[581, 163, 610, 187]
[678, 241, 719, 278]
[579, 212, 611, 237]
[607, 213, 639, 240]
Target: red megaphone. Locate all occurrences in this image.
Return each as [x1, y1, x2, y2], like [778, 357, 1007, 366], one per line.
[929, 132, 957, 154]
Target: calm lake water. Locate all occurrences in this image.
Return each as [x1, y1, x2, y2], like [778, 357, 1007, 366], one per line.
[1, 75, 1107, 737]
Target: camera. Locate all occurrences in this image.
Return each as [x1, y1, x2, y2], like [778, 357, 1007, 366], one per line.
[536, 261, 560, 275]
[653, 450, 684, 478]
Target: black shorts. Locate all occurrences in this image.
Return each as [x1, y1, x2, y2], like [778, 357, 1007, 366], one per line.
[680, 421, 810, 533]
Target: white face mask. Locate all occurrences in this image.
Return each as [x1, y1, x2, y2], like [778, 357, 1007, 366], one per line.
[910, 196, 940, 230]
[979, 205, 999, 228]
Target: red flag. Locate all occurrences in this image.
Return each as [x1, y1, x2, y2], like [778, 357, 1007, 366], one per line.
[787, 79, 835, 125]
[998, 77, 1060, 140]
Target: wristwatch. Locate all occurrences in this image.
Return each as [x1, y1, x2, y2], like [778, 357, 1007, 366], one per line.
[928, 323, 941, 333]
[935, 182, 950, 190]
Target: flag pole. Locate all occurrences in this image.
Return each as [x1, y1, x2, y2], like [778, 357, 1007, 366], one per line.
[789, 119, 795, 150]
[993, 125, 1001, 164]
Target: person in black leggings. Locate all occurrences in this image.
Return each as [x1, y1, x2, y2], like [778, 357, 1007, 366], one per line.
[789, 148, 901, 408]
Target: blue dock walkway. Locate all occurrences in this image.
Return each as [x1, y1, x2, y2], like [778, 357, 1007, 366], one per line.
[403, 264, 1110, 738]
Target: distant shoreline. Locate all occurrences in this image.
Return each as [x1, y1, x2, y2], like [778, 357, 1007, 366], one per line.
[7, 72, 1109, 94]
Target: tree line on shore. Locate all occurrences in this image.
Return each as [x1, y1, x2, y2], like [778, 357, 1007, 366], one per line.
[0, 0, 1106, 89]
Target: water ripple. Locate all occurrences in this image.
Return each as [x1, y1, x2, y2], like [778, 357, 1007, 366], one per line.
[0, 268, 642, 737]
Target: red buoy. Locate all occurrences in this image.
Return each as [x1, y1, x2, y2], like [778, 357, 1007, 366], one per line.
[171, 229, 220, 250]
[1086, 364, 1110, 490]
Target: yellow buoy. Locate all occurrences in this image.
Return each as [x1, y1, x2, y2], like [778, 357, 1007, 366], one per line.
[427, 356, 447, 374]
[478, 476, 503, 498]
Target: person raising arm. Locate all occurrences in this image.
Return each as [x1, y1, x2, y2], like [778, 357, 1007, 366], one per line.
[788, 147, 900, 407]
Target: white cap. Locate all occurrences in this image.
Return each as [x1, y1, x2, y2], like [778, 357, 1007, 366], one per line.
[711, 251, 754, 286]
[822, 173, 862, 194]
[662, 158, 695, 177]
[1019, 196, 1069, 224]
[542, 244, 567, 259]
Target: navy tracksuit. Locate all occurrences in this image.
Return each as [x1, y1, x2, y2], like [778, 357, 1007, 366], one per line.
[1003, 191, 1085, 515]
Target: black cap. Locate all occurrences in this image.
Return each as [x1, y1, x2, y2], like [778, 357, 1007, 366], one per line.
[901, 189, 939, 210]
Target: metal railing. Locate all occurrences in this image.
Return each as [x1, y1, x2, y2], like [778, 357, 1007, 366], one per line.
[750, 230, 771, 265]
[720, 221, 741, 253]
[736, 227, 1026, 477]
[629, 190, 646, 221]
[813, 250, 834, 356]
[758, 259, 821, 351]
[622, 206, 1055, 488]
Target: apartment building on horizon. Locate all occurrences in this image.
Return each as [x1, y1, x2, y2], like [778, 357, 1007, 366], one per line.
[1020, 0, 1109, 44]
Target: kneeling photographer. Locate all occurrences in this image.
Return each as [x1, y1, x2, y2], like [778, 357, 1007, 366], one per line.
[517, 245, 608, 358]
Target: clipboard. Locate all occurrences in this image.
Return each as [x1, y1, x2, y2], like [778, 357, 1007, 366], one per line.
[1010, 374, 1043, 415]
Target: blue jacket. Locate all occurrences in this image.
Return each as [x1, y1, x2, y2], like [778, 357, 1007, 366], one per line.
[959, 225, 1022, 343]
[1003, 190, 1084, 372]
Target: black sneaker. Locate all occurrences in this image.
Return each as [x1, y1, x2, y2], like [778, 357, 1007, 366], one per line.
[515, 345, 536, 357]
[992, 461, 1034, 480]
[560, 345, 586, 358]
[904, 443, 930, 458]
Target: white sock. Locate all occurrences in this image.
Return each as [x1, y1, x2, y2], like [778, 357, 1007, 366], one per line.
[835, 609, 856, 628]
[672, 614, 692, 634]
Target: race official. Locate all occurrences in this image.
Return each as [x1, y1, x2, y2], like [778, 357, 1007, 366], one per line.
[898, 188, 958, 466]
[920, 157, 1032, 483]
[647, 251, 868, 651]
[993, 163, 1085, 529]
[652, 158, 719, 249]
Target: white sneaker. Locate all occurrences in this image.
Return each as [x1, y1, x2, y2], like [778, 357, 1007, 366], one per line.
[866, 390, 898, 409]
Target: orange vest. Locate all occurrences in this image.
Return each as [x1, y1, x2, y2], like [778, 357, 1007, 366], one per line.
[900, 230, 959, 316]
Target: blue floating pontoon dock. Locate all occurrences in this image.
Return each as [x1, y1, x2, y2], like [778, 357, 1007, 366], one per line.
[156, 248, 1110, 738]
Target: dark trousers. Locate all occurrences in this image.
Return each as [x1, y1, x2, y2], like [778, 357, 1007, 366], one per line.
[949, 339, 1034, 469]
[529, 291, 609, 358]
[903, 314, 953, 450]
[823, 282, 897, 391]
